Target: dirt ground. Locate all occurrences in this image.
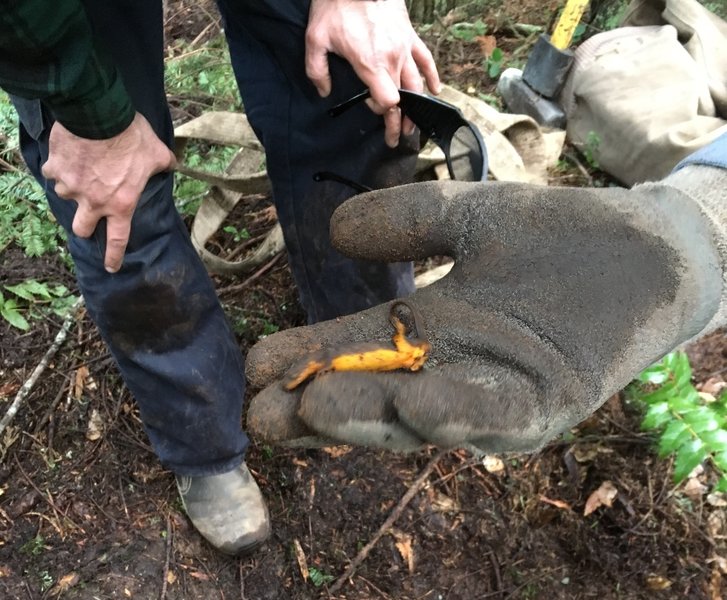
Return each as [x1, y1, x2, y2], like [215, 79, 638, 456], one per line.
[2, 2, 727, 599]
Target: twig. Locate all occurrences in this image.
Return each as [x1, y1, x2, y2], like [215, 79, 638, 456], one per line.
[0, 297, 83, 438]
[160, 515, 173, 600]
[328, 450, 447, 595]
[216, 252, 283, 296]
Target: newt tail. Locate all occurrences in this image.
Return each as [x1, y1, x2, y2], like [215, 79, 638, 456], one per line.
[283, 300, 431, 391]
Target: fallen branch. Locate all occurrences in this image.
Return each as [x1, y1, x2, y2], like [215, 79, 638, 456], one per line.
[0, 297, 84, 438]
[328, 449, 447, 595]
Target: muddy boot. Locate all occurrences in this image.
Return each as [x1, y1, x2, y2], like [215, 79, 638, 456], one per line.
[176, 462, 270, 555]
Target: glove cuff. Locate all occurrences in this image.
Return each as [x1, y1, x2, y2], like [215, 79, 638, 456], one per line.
[660, 165, 727, 337]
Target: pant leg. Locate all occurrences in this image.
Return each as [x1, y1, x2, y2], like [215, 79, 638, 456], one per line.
[215, 0, 417, 324]
[12, 0, 248, 476]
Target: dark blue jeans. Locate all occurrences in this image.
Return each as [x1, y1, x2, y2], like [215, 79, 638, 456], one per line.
[12, 0, 415, 476]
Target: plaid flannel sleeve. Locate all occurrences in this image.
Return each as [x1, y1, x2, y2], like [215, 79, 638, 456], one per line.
[0, 0, 135, 139]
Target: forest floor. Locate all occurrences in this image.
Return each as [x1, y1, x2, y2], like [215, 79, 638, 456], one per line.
[1, 1, 727, 598]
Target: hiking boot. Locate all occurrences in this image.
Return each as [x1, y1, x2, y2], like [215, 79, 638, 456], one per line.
[176, 461, 270, 555]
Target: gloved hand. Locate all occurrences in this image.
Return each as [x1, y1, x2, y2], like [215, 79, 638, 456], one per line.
[245, 165, 727, 452]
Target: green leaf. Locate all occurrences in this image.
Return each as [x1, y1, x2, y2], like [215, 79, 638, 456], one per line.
[667, 387, 701, 414]
[1, 299, 30, 330]
[713, 450, 727, 471]
[673, 439, 707, 482]
[701, 429, 727, 452]
[682, 406, 719, 433]
[658, 420, 690, 457]
[642, 401, 671, 430]
[715, 475, 727, 493]
[5, 279, 52, 301]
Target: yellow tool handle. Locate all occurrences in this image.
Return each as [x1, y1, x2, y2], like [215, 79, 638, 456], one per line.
[551, 0, 589, 50]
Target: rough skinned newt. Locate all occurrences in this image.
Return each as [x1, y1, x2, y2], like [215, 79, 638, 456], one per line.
[282, 300, 431, 391]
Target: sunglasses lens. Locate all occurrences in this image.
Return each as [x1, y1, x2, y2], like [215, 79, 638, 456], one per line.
[448, 125, 485, 181]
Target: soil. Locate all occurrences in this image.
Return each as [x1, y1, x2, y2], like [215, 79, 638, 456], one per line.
[1, 2, 726, 599]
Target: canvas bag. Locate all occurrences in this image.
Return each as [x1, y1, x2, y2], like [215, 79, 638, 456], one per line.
[560, 0, 727, 185]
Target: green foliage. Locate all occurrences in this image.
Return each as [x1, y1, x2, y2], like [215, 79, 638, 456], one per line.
[630, 352, 727, 489]
[1, 280, 76, 330]
[447, 19, 487, 42]
[308, 567, 335, 587]
[165, 36, 240, 112]
[20, 534, 47, 556]
[0, 93, 65, 257]
[582, 131, 601, 169]
[484, 47, 505, 79]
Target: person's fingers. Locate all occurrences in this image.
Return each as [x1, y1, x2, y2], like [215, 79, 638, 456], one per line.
[246, 302, 395, 388]
[104, 214, 132, 273]
[383, 106, 402, 148]
[305, 34, 332, 97]
[298, 372, 426, 451]
[330, 180, 480, 262]
[246, 383, 335, 448]
[71, 205, 100, 239]
[411, 37, 441, 94]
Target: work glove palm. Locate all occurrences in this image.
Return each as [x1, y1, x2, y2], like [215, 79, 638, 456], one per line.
[246, 174, 722, 452]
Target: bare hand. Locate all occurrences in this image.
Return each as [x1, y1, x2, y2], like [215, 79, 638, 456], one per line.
[41, 113, 177, 273]
[306, 0, 441, 147]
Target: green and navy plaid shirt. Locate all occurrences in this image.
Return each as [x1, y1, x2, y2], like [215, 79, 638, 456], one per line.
[0, 0, 135, 139]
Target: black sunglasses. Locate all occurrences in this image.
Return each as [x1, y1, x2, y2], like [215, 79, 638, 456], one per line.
[315, 88, 488, 191]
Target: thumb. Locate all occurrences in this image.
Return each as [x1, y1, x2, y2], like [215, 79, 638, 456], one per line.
[330, 180, 479, 262]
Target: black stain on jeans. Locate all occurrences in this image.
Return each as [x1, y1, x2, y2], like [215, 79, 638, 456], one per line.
[102, 282, 205, 354]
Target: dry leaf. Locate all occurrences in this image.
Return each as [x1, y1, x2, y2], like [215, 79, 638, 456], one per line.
[584, 481, 618, 516]
[476, 35, 497, 57]
[321, 445, 352, 458]
[699, 392, 717, 404]
[74, 366, 90, 400]
[430, 491, 459, 513]
[166, 570, 177, 585]
[292, 538, 309, 581]
[0, 565, 12, 577]
[86, 409, 104, 441]
[710, 569, 722, 600]
[0, 381, 19, 397]
[707, 493, 727, 507]
[709, 555, 727, 575]
[645, 574, 672, 590]
[539, 495, 571, 511]
[699, 377, 727, 396]
[482, 455, 505, 474]
[124, 588, 132, 597]
[292, 457, 307, 468]
[708, 512, 726, 538]
[684, 477, 708, 501]
[189, 571, 210, 581]
[391, 530, 415, 574]
[51, 572, 79, 594]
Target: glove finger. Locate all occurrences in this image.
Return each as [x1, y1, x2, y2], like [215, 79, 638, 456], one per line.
[296, 363, 552, 454]
[245, 301, 401, 388]
[298, 372, 426, 452]
[246, 382, 336, 448]
[330, 180, 485, 263]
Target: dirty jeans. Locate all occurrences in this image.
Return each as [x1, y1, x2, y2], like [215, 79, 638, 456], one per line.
[12, 0, 415, 476]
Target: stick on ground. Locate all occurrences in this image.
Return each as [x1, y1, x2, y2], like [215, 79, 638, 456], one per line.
[329, 449, 447, 595]
[0, 297, 83, 437]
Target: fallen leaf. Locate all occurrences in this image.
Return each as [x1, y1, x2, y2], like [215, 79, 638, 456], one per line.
[645, 574, 672, 590]
[124, 588, 132, 597]
[0, 564, 11, 577]
[321, 446, 352, 458]
[539, 495, 571, 511]
[391, 529, 415, 574]
[708, 493, 727, 507]
[292, 538, 309, 581]
[710, 569, 722, 600]
[699, 391, 717, 404]
[292, 457, 307, 468]
[0, 381, 19, 397]
[51, 572, 80, 594]
[684, 477, 708, 501]
[584, 481, 618, 516]
[188, 571, 210, 581]
[709, 555, 727, 575]
[166, 570, 177, 585]
[476, 35, 497, 57]
[708, 512, 726, 538]
[482, 455, 505, 474]
[699, 377, 727, 396]
[74, 366, 90, 400]
[430, 491, 459, 513]
[86, 408, 104, 441]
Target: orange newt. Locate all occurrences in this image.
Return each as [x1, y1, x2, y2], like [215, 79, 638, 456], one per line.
[282, 300, 431, 391]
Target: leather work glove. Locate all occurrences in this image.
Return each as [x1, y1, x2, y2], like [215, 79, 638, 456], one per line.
[245, 164, 727, 452]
